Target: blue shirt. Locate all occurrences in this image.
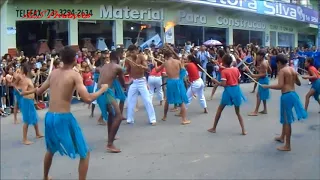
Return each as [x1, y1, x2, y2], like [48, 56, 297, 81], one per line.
[197, 51, 210, 68]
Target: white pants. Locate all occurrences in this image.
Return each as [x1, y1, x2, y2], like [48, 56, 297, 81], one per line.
[148, 76, 164, 101]
[92, 82, 98, 105]
[186, 78, 207, 109]
[127, 77, 156, 124]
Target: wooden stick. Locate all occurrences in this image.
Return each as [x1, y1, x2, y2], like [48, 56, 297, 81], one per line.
[298, 67, 308, 73]
[197, 64, 213, 79]
[154, 58, 165, 63]
[244, 72, 262, 86]
[126, 58, 140, 67]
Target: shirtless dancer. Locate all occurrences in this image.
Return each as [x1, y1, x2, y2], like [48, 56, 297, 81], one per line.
[125, 45, 156, 125]
[156, 44, 191, 125]
[262, 54, 307, 151]
[96, 51, 125, 153]
[24, 47, 108, 179]
[249, 50, 270, 116]
[12, 69, 22, 124]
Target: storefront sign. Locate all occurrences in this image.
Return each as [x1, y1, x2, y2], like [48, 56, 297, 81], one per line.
[269, 24, 293, 33]
[16, 9, 93, 18]
[100, 5, 163, 20]
[175, 0, 318, 24]
[216, 16, 266, 30]
[178, 10, 207, 24]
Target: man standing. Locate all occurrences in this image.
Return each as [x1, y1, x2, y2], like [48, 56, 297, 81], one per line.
[125, 45, 156, 125]
[197, 45, 210, 84]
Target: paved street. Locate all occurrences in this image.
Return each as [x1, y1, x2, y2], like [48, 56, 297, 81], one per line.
[1, 80, 319, 179]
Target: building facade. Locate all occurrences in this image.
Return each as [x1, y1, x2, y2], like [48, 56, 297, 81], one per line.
[0, 0, 318, 56]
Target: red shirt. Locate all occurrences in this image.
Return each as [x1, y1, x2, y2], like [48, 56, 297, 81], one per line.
[150, 67, 166, 76]
[82, 72, 93, 86]
[217, 58, 225, 73]
[221, 67, 241, 86]
[308, 66, 320, 82]
[186, 63, 200, 82]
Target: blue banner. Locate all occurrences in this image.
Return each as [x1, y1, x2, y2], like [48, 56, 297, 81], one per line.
[176, 0, 318, 24]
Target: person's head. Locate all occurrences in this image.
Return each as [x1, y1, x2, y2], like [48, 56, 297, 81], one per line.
[187, 54, 201, 66]
[110, 51, 119, 64]
[60, 46, 77, 66]
[305, 57, 314, 68]
[116, 48, 125, 59]
[222, 54, 233, 67]
[276, 53, 288, 68]
[200, 45, 206, 51]
[39, 54, 45, 60]
[53, 59, 60, 68]
[127, 45, 138, 55]
[85, 66, 91, 73]
[21, 63, 30, 76]
[256, 50, 266, 61]
[81, 61, 88, 68]
[271, 48, 278, 56]
[217, 49, 225, 59]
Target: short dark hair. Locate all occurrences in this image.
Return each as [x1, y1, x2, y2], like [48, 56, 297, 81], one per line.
[21, 63, 30, 75]
[60, 46, 76, 65]
[257, 50, 266, 57]
[276, 54, 288, 65]
[127, 45, 138, 52]
[306, 57, 314, 66]
[222, 54, 233, 67]
[217, 49, 225, 58]
[110, 51, 118, 62]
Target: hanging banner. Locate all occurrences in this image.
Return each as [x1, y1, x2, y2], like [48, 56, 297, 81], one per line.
[139, 34, 162, 49]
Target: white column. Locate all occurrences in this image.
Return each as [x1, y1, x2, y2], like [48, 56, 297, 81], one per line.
[114, 20, 123, 46]
[68, 19, 78, 46]
[0, 1, 8, 56]
[226, 27, 233, 46]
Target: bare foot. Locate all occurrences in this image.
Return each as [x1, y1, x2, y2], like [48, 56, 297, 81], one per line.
[106, 145, 121, 153]
[36, 134, 44, 139]
[161, 116, 167, 121]
[43, 176, 52, 180]
[135, 108, 139, 112]
[204, 109, 208, 113]
[114, 136, 119, 140]
[175, 113, 182, 117]
[98, 121, 107, 126]
[210, 97, 213, 100]
[207, 128, 216, 133]
[151, 122, 156, 126]
[277, 146, 291, 151]
[248, 112, 258, 116]
[121, 117, 127, 121]
[90, 114, 94, 118]
[181, 120, 191, 125]
[170, 108, 179, 112]
[250, 90, 255, 93]
[242, 131, 248, 135]
[22, 140, 33, 145]
[259, 111, 267, 114]
[13, 120, 20, 124]
[274, 136, 284, 143]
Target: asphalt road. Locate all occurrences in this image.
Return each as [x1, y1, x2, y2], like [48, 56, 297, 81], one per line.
[1, 80, 320, 179]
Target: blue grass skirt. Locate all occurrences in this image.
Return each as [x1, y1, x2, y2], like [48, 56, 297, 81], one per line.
[258, 77, 270, 100]
[180, 68, 187, 80]
[14, 89, 23, 106]
[44, 112, 89, 159]
[113, 79, 126, 101]
[311, 79, 320, 101]
[20, 98, 39, 125]
[166, 78, 189, 105]
[97, 88, 116, 121]
[86, 84, 94, 93]
[280, 91, 307, 124]
[220, 85, 246, 106]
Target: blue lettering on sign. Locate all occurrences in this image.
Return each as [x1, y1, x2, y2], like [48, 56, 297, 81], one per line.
[178, 0, 318, 24]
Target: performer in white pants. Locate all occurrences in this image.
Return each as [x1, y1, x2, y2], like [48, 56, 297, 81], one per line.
[148, 61, 166, 105]
[185, 55, 208, 113]
[126, 45, 156, 125]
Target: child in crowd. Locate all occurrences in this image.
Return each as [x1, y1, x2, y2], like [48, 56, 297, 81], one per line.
[208, 54, 247, 135]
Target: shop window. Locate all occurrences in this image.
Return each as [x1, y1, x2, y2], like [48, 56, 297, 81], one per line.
[123, 21, 162, 49]
[16, 20, 69, 56]
[298, 34, 316, 48]
[233, 29, 249, 46]
[78, 20, 114, 52]
[250, 31, 264, 47]
[278, 32, 294, 48]
[204, 27, 226, 45]
[174, 25, 203, 47]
